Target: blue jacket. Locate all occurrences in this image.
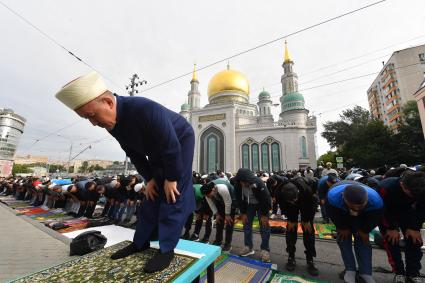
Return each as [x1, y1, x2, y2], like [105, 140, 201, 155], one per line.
[109, 95, 193, 183]
[317, 175, 339, 200]
[327, 181, 383, 233]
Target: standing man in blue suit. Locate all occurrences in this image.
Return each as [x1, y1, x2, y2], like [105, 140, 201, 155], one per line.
[55, 72, 195, 273]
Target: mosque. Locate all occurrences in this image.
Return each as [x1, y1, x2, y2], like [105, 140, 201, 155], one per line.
[179, 42, 317, 174]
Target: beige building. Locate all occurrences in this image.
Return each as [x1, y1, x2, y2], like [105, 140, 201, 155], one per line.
[367, 44, 425, 130]
[14, 154, 49, 165]
[414, 78, 425, 139]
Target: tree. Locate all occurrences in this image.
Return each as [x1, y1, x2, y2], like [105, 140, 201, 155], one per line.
[393, 101, 425, 164]
[79, 161, 89, 173]
[317, 151, 338, 166]
[48, 164, 65, 173]
[322, 106, 397, 168]
[12, 164, 31, 174]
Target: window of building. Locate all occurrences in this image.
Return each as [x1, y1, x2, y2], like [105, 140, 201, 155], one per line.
[261, 143, 270, 172]
[419, 53, 425, 64]
[251, 143, 259, 172]
[242, 144, 250, 169]
[271, 142, 280, 172]
[207, 136, 218, 173]
[300, 136, 307, 158]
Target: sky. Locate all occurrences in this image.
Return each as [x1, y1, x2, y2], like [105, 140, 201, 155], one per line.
[1, 0, 425, 162]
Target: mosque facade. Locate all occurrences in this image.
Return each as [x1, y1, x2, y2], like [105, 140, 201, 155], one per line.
[179, 43, 317, 174]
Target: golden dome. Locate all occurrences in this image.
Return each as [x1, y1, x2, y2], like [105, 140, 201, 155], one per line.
[207, 67, 250, 98]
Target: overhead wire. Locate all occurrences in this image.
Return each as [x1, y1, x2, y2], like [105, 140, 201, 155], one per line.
[0, 0, 124, 91]
[139, 0, 387, 93]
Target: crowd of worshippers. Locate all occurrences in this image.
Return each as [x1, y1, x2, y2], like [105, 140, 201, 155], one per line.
[1, 163, 424, 283]
[0, 174, 146, 225]
[180, 165, 425, 283]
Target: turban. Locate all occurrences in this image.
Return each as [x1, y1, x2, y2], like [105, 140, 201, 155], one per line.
[55, 72, 107, 110]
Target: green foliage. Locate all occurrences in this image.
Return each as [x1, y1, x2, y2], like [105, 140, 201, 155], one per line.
[317, 151, 338, 166]
[393, 101, 425, 165]
[12, 164, 32, 174]
[48, 164, 65, 173]
[322, 103, 425, 168]
[78, 161, 89, 173]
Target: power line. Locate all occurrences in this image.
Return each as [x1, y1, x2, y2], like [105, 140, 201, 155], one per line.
[140, 0, 387, 93]
[0, 0, 124, 91]
[25, 119, 84, 150]
[250, 62, 423, 102]
[249, 33, 425, 97]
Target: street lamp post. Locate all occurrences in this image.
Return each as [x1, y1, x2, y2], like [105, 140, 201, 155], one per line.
[57, 135, 73, 174]
[124, 73, 147, 175]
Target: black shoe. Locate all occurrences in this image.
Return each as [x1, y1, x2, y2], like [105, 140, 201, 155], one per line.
[200, 238, 210, 244]
[307, 259, 319, 276]
[110, 242, 144, 260]
[181, 231, 190, 240]
[211, 241, 221, 246]
[286, 256, 296, 271]
[143, 251, 174, 273]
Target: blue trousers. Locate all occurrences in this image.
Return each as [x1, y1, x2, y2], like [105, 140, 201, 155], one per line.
[243, 204, 270, 251]
[133, 133, 195, 253]
[337, 233, 372, 275]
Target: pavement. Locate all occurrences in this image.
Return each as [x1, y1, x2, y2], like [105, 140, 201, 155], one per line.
[0, 203, 423, 283]
[0, 204, 72, 283]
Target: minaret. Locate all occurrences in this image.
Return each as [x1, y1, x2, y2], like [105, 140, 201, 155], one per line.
[279, 41, 307, 121]
[188, 64, 201, 110]
[257, 88, 274, 124]
[281, 41, 299, 97]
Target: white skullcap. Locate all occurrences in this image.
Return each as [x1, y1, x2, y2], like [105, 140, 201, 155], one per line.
[55, 72, 107, 110]
[134, 183, 144, 193]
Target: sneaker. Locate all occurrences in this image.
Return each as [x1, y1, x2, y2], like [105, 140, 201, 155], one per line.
[406, 276, 423, 283]
[394, 275, 406, 283]
[260, 250, 271, 262]
[211, 241, 221, 246]
[286, 255, 296, 271]
[222, 244, 232, 253]
[343, 270, 357, 283]
[281, 215, 287, 220]
[307, 259, 319, 276]
[200, 238, 209, 244]
[270, 214, 276, 219]
[189, 234, 199, 241]
[239, 246, 255, 257]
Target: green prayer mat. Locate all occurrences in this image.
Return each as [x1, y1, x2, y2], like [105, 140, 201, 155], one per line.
[267, 270, 331, 283]
[10, 241, 196, 283]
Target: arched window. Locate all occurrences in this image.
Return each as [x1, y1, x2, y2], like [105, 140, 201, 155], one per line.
[251, 143, 259, 172]
[261, 143, 270, 172]
[200, 127, 224, 174]
[271, 142, 280, 172]
[300, 136, 307, 158]
[207, 136, 218, 172]
[242, 144, 250, 169]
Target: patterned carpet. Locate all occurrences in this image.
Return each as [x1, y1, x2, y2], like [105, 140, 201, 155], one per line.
[267, 270, 331, 283]
[201, 254, 272, 283]
[10, 241, 196, 283]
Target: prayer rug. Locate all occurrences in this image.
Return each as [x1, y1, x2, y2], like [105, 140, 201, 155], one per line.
[267, 270, 331, 283]
[10, 241, 196, 283]
[56, 219, 91, 233]
[15, 207, 48, 215]
[201, 254, 272, 283]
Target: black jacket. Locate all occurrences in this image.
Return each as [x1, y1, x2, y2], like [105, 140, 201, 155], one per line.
[234, 169, 271, 216]
[276, 176, 318, 222]
[378, 177, 425, 231]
